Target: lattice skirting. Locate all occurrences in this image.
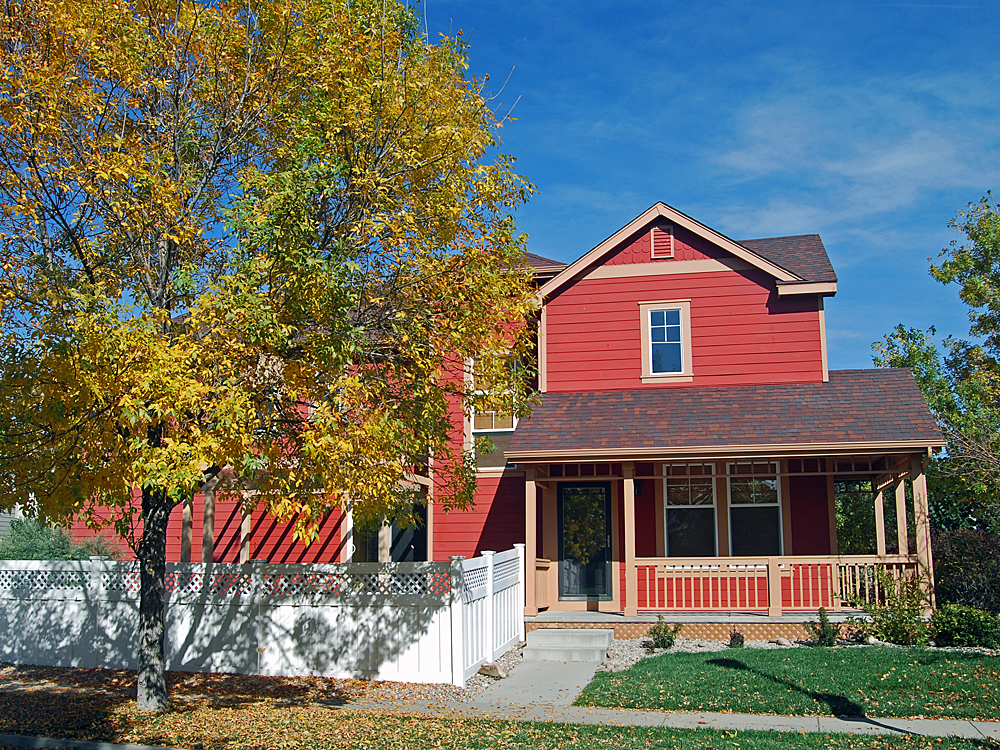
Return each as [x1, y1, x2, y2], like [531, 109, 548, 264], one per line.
[525, 621, 812, 641]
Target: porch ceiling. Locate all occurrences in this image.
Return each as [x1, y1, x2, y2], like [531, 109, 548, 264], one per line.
[506, 369, 943, 462]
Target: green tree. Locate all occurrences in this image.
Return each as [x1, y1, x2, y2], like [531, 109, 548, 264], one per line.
[0, 0, 534, 711]
[874, 193, 1000, 532]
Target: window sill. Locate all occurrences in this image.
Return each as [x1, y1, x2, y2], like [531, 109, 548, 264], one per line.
[641, 373, 693, 384]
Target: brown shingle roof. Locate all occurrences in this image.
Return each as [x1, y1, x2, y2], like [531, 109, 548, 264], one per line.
[507, 369, 941, 460]
[525, 251, 566, 271]
[739, 234, 837, 284]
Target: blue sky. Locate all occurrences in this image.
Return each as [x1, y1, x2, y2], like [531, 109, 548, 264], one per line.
[427, 1, 1000, 370]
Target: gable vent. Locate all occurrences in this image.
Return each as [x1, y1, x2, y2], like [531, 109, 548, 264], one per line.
[650, 224, 674, 259]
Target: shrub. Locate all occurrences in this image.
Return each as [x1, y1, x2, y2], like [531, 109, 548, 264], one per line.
[0, 517, 119, 560]
[852, 568, 930, 646]
[931, 603, 1000, 648]
[807, 607, 841, 646]
[728, 629, 745, 648]
[932, 528, 1000, 614]
[648, 616, 683, 649]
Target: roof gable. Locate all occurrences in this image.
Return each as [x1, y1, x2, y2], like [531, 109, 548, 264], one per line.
[538, 203, 836, 299]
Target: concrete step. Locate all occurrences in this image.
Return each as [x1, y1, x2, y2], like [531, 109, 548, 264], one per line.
[522, 646, 610, 662]
[523, 628, 614, 662]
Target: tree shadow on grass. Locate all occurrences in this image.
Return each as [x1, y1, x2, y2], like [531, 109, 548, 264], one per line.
[705, 657, 866, 718]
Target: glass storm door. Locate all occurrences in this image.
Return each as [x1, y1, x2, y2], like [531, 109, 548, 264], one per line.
[558, 483, 612, 600]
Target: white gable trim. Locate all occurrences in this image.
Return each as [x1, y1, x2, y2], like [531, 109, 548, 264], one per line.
[538, 203, 800, 298]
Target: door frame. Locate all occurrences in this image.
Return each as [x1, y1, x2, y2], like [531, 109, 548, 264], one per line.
[557, 481, 613, 601]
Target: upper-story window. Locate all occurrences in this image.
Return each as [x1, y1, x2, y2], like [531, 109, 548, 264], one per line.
[638, 300, 693, 384]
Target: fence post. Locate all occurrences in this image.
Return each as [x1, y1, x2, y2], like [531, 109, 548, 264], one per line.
[252, 558, 264, 676]
[513, 543, 526, 643]
[449, 556, 466, 688]
[481, 551, 495, 662]
[767, 558, 782, 617]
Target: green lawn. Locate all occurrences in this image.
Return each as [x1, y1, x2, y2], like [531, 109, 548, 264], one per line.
[577, 647, 1000, 720]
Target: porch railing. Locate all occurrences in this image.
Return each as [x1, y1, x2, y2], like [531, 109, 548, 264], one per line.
[633, 555, 918, 615]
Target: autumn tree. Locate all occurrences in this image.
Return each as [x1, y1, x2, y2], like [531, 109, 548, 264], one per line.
[874, 193, 1000, 532]
[0, 0, 535, 712]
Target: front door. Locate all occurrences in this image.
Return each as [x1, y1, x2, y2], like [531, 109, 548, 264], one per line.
[558, 483, 612, 600]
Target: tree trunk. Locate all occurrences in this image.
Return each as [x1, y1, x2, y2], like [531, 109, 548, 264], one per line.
[136, 484, 172, 712]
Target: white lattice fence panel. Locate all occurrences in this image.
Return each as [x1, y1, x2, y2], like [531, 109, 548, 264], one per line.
[0, 569, 87, 591]
[103, 570, 140, 594]
[263, 569, 448, 598]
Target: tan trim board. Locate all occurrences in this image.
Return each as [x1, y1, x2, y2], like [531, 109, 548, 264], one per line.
[818, 300, 829, 383]
[776, 281, 838, 297]
[507, 440, 943, 462]
[538, 306, 548, 393]
[539, 202, 799, 299]
[584, 257, 753, 281]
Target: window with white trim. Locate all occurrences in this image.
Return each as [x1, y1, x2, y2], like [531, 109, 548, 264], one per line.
[663, 463, 716, 557]
[728, 462, 782, 556]
[472, 408, 515, 466]
[638, 300, 692, 383]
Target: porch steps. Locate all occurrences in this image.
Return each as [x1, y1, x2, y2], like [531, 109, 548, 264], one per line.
[522, 628, 614, 662]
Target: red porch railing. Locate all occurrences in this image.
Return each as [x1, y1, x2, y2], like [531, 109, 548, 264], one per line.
[634, 555, 918, 615]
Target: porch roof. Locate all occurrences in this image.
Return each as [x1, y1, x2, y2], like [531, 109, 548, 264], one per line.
[506, 368, 944, 461]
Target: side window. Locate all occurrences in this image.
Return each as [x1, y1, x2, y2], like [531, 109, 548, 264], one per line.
[472, 409, 516, 469]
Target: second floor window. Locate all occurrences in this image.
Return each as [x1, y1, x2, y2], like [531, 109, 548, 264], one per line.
[650, 309, 683, 373]
[638, 299, 692, 383]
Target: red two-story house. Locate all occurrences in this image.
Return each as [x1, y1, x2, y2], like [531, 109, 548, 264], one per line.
[77, 202, 942, 629]
[439, 201, 943, 624]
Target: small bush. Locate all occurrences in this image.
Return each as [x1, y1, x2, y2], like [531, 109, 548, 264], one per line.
[806, 607, 841, 646]
[648, 616, 683, 649]
[0, 517, 119, 560]
[933, 528, 1000, 614]
[727, 629, 745, 648]
[931, 603, 1000, 649]
[852, 568, 930, 646]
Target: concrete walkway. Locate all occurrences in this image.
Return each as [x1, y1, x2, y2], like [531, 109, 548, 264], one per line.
[409, 660, 1000, 741]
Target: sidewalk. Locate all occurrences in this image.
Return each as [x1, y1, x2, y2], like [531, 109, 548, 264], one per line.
[346, 660, 1000, 741]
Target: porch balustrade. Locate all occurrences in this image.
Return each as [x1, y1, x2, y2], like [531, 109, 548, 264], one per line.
[632, 555, 918, 616]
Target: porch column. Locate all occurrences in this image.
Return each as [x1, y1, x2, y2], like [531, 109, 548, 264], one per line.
[341, 499, 355, 563]
[910, 456, 936, 613]
[894, 478, 909, 555]
[202, 480, 217, 564]
[180, 495, 193, 563]
[524, 470, 537, 617]
[239, 506, 252, 563]
[873, 480, 887, 556]
[623, 462, 637, 617]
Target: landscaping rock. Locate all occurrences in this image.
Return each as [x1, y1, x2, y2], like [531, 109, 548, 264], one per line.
[477, 662, 507, 678]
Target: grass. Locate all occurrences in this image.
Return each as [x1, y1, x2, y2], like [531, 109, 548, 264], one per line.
[0, 664, 996, 749]
[577, 647, 1000, 720]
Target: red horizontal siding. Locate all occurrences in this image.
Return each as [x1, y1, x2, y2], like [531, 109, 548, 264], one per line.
[546, 262, 823, 391]
[433, 472, 525, 560]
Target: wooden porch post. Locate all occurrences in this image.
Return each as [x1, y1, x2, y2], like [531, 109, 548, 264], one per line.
[873, 480, 887, 556]
[910, 456, 936, 613]
[826, 474, 838, 555]
[202, 482, 217, 564]
[894, 478, 909, 555]
[180, 496, 193, 563]
[623, 463, 637, 617]
[525, 469, 537, 617]
[239, 506, 252, 563]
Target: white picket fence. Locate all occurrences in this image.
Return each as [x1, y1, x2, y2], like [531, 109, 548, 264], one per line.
[0, 545, 525, 687]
